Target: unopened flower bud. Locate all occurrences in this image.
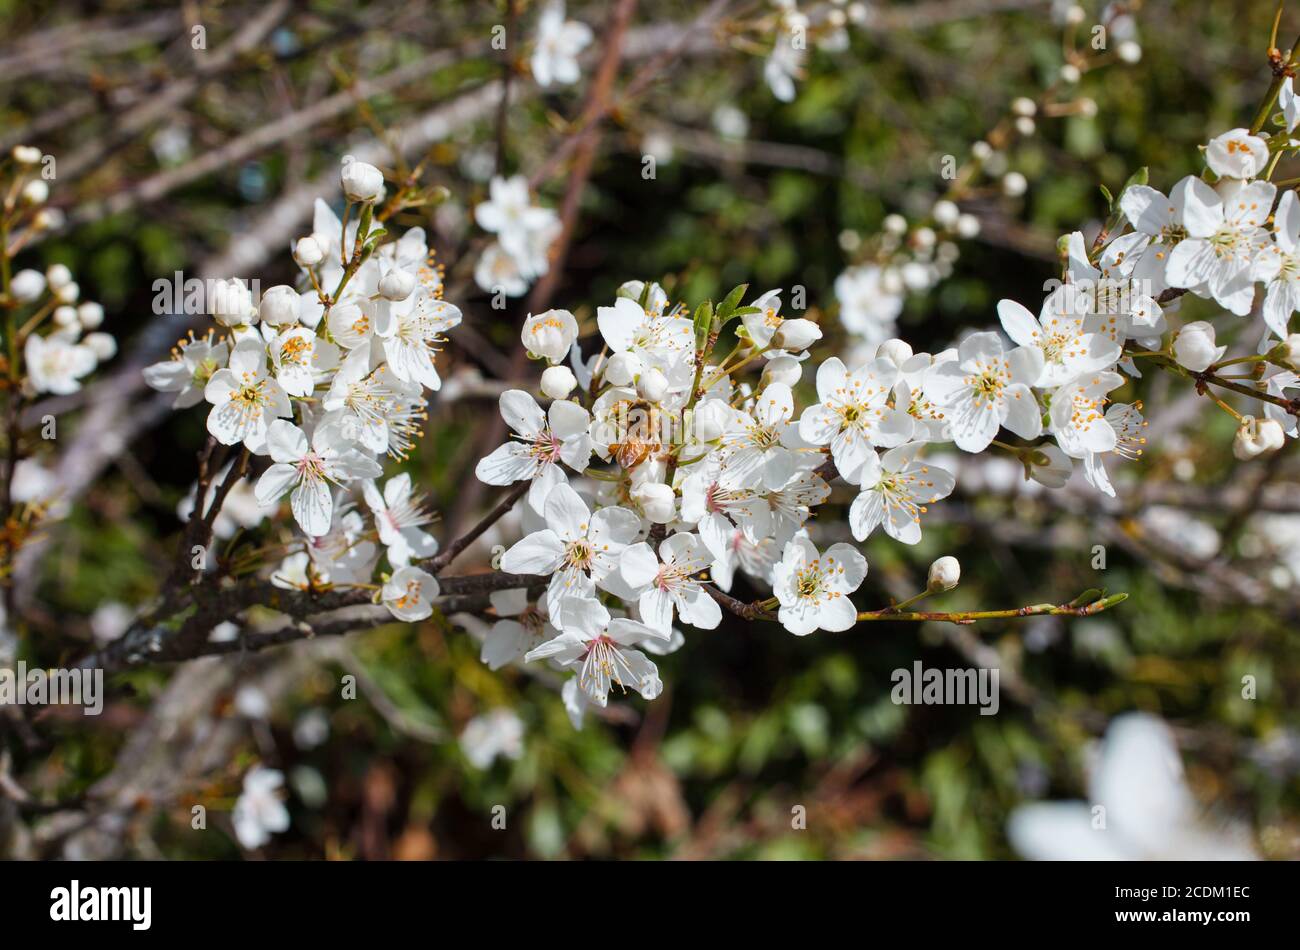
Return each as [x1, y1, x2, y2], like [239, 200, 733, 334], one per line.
[604, 351, 642, 386]
[84, 332, 117, 361]
[1173, 321, 1224, 372]
[931, 200, 959, 227]
[1012, 97, 1037, 118]
[927, 556, 961, 592]
[1060, 63, 1081, 84]
[378, 269, 416, 302]
[693, 398, 729, 443]
[761, 354, 803, 388]
[1117, 41, 1142, 64]
[46, 263, 72, 290]
[11, 145, 41, 165]
[10, 269, 44, 302]
[637, 366, 668, 403]
[883, 213, 908, 235]
[21, 180, 48, 205]
[53, 305, 79, 328]
[340, 157, 384, 202]
[772, 317, 822, 351]
[876, 338, 914, 367]
[633, 482, 676, 524]
[209, 278, 256, 327]
[956, 213, 981, 238]
[1002, 172, 1028, 197]
[540, 365, 577, 400]
[33, 208, 63, 230]
[77, 302, 104, 329]
[1233, 415, 1286, 460]
[294, 236, 325, 267]
[259, 284, 300, 326]
[54, 281, 79, 304]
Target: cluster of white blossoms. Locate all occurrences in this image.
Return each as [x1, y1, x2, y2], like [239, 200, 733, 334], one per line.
[145, 156, 461, 613]
[834, 207, 981, 358]
[4, 146, 116, 396]
[472, 175, 560, 299]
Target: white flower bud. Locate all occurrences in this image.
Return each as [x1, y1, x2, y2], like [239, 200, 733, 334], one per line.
[693, 398, 729, 442]
[636, 366, 668, 403]
[931, 200, 960, 227]
[11, 145, 41, 165]
[1173, 321, 1224, 372]
[258, 284, 300, 326]
[1078, 98, 1098, 118]
[54, 281, 79, 304]
[1065, 5, 1085, 25]
[875, 338, 914, 367]
[603, 351, 642, 386]
[84, 331, 117, 361]
[294, 235, 325, 267]
[45, 263, 72, 290]
[340, 157, 384, 202]
[632, 482, 676, 524]
[1233, 415, 1286, 460]
[911, 226, 936, 250]
[378, 269, 416, 302]
[971, 141, 994, 161]
[1014, 116, 1037, 137]
[10, 269, 45, 302]
[1012, 97, 1037, 118]
[522, 309, 578, 362]
[1117, 41, 1142, 64]
[1060, 63, 1081, 84]
[761, 354, 803, 388]
[927, 556, 961, 592]
[77, 302, 104, 329]
[956, 213, 981, 238]
[883, 213, 908, 235]
[1002, 172, 1028, 197]
[21, 180, 48, 205]
[772, 318, 822, 352]
[53, 305, 79, 328]
[33, 208, 63, 230]
[540, 365, 577, 400]
[209, 278, 256, 327]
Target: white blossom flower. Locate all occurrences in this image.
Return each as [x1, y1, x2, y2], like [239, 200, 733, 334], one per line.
[363, 473, 438, 566]
[772, 536, 867, 636]
[1119, 177, 1197, 297]
[849, 443, 956, 545]
[996, 285, 1121, 388]
[460, 709, 525, 769]
[530, 1, 592, 87]
[476, 389, 593, 511]
[523, 595, 667, 706]
[269, 326, 340, 397]
[1009, 713, 1257, 860]
[480, 589, 557, 670]
[382, 295, 462, 390]
[1081, 401, 1147, 497]
[596, 295, 695, 388]
[620, 532, 722, 633]
[203, 338, 292, 453]
[475, 175, 557, 261]
[798, 356, 913, 480]
[1049, 371, 1126, 460]
[381, 565, 440, 621]
[1259, 188, 1300, 338]
[1165, 177, 1274, 316]
[522, 308, 579, 362]
[232, 767, 290, 850]
[719, 383, 804, 490]
[835, 264, 904, 346]
[475, 241, 530, 297]
[923, 331, 1044, 453]
[499, 483, 640, 617]
[255, 420, 381, 536]
[24, 333, 96, 395]
[1204, 129, 1268, 180]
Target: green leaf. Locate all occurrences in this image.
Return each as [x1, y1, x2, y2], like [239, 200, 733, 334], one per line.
[715, 283, 748, 322]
